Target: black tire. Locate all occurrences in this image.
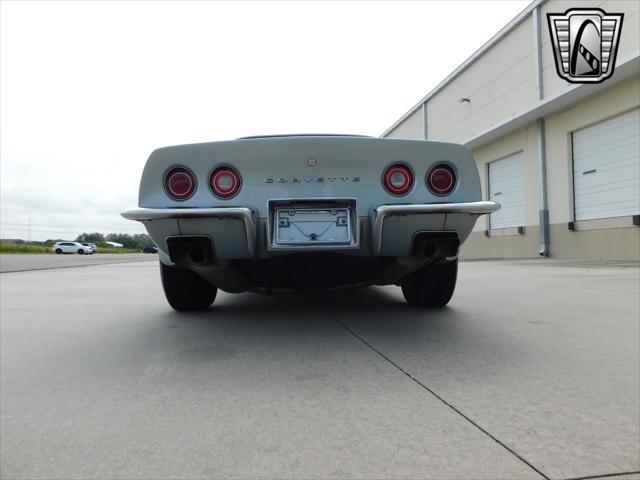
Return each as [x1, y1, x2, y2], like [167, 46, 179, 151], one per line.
[77, 249, 84, 255]
[55, 249, 62, 254]
[160, 262, 217, 311]
[401, 259, 458, 307]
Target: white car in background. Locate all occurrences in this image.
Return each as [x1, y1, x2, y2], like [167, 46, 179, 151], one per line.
[81, 242, 97, 253]
[52, 242, 94, 255]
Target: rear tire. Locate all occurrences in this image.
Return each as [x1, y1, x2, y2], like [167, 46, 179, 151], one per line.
[55, 249, 62, 254]
[160, 262, 217, 311]
[401, 259, 458, 307]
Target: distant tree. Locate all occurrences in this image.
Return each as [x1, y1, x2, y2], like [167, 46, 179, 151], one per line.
[76, 232, 105, 243]
[65, 232, 154, 250]
[44, 239, 64, 246]
[105, 233, 154, 250]
[133, 233, 154, 249]
[105, 233, 132, 248]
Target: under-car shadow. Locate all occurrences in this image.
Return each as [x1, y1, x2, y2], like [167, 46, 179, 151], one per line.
[171, 285, 454, 327]
[67, 284, 517, 382]
[155, 286, 473, 355]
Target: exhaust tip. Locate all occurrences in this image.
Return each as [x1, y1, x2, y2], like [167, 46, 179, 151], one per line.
[166, 236, 214, 266]
[411, 232, 460, 258]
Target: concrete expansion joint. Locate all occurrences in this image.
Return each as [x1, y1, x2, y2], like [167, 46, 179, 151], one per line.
[562, 471, 640, 480]
[0, 258, 154, 274]
[323, 308, 551, 480]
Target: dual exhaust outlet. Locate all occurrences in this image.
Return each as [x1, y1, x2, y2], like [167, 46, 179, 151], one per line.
[166, 237, 214, 265]
[166, 231, 459, 267]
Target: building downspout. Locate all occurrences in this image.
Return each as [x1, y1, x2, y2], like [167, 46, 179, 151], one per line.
[536, 118, 550, 256]
[533, 6, 550, 256]
[422, 102, 428, 140]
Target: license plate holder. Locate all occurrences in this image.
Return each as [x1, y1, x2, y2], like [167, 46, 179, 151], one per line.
[274, 207, 352, 246]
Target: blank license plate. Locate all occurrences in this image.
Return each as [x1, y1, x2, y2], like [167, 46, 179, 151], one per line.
[274, 208, 352, 246]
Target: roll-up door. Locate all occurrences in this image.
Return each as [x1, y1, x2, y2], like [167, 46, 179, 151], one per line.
[572, 108, 640, 221]
[489, 151, 526, 229]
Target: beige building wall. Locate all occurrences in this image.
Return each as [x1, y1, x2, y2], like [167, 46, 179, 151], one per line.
[462, 77, 640, 259]
[385, 106, 424, 140]
[470, 126, 539, 233]
[427, 17, 536, 142]
[543, 77, 640, 259]
[461, 124, 542, 259]
[545, 77, 639, 225]
[383, 0, 640, 259]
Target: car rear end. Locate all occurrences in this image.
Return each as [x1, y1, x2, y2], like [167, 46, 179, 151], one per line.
[81, 243, 96, 254]
[123, 135, 497, 294]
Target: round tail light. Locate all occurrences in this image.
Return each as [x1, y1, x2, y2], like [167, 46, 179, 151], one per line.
[383, 163, 414, 196]
[210, 165, 241, 199]
[426, 164, 456, 195]
[165, 167, 196, 200]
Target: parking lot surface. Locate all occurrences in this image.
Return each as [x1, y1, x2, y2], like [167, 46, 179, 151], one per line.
[1, 260, 638, 480]
[0, 253, 155, 273]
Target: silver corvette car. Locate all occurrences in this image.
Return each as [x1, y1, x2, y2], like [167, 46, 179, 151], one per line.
[122, 135, 499, 311]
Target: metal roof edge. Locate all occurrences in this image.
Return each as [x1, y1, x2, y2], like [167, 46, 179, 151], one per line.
[462, 52, 640, 150]
[381, 0, 544, 138]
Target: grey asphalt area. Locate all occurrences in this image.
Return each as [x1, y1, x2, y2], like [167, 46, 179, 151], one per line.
[0, 253, 156, 273]
[1, 260, 638, 480]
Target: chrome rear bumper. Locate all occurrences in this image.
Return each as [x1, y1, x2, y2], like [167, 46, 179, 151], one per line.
[121, 207, 254, 222]
[372, 201, 500, 217]
[370, 201, 500, 255]
[122, 207, 256, 258]
[122, 201, 499, 259]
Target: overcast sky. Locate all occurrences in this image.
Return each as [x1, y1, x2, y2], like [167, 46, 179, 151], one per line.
[1, 0, 529, 241]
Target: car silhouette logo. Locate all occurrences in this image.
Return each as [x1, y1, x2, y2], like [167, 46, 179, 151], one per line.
[547, 8, 623, 84]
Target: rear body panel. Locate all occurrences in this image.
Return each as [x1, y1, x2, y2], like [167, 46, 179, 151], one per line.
[124, 136, 499, 292]
[138, 136, 482, 216]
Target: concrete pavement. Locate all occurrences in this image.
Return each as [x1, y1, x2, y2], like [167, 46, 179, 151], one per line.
[1, 260, 638, 479]
[0, 253, 156, 273]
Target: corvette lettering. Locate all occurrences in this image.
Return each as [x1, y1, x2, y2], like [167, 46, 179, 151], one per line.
[264, 177, 360, 183]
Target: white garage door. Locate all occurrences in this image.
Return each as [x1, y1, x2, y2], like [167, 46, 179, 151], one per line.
[572, 108, 640, 221]
[489, 151, 525, 229]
